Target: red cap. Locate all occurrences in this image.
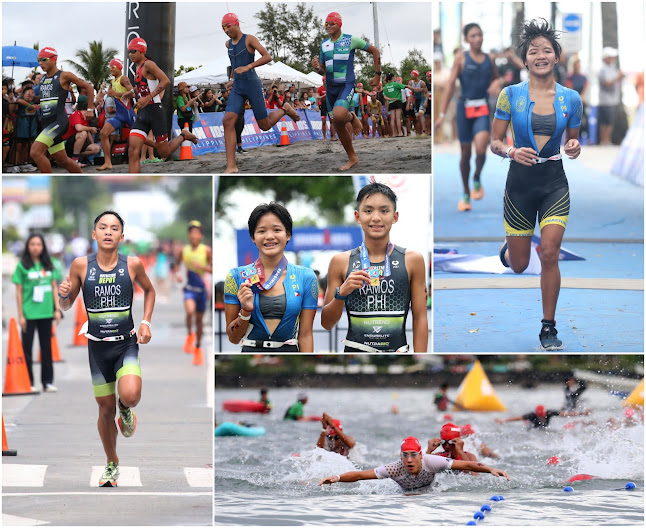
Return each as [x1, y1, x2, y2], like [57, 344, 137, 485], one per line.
[357, 82, 363, 88]
[397, 76, 403, 83]
[38, 47, 58, 61]
[326, 419, 342, 435]
[400, 436, 422, 454]
[440, 422, 461, 441]
[460, 424, 475, 437]
[326, 12, 342, 27]
[426, 70, 432, 78]
[109, 58, 123, 70]
[536, 405, 547, 417]
[411, 69, 419, 77]
[128, 37, 147, 54]
[625, 407, 635, 418]
[222, 13, 239, 26]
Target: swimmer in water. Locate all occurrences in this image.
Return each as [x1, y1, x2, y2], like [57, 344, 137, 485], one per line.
[317, 412, 355, 457]
[496, 404, 590, 428]
[319, 436, 510, 491]
[426, 422, 477, 463]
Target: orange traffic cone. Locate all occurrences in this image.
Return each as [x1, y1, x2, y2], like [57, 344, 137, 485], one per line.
[73, 301, 88, 346]
[179, 123, 193, 160]
[3, 318, 37, 396]
[278, 118, 290, 146]
[2, 416, 17, 456]
[38, 324, 63, 363]
[193, 346, 204, 366]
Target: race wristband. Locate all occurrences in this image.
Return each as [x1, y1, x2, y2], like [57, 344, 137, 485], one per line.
[506, 146, 514, 159]
[439, 112, 445, 118]
[336, 475, 341, 483]
[321, 429, 327, 434]
[238, 311, 251, 321]
[140, 320, 151, 327]
[58, 293, 70, 300]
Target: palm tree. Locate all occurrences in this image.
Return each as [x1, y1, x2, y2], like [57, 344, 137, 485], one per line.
[66, 40, 118, 91]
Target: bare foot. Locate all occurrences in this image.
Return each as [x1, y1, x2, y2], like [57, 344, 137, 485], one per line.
[282, 103, 301, 122]
[351, 113, 363, 135]
[339, 155, 359, 171]
[224, 166, 239, 174]
[182, 129, 199, 145]
[96, 163, 113, 171]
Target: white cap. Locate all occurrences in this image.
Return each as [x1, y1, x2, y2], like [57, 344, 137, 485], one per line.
[189, 85, 198, 92]
[602, 47, 618, 59]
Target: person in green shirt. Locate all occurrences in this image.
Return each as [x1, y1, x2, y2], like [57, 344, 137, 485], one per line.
[176, 82, 197, 132]
[284, 392, 308, 420]
[382, 72, 408, 137]
[11, 233, 62, 392]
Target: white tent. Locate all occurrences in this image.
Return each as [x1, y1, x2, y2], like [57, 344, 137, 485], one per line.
[304, 71, 324, 87]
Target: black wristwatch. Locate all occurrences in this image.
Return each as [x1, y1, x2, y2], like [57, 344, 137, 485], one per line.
[334, 287, 348, 301]
[374, 71, 382, 76]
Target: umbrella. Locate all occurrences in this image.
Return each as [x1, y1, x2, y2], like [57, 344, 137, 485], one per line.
[2, 45, 39, 77]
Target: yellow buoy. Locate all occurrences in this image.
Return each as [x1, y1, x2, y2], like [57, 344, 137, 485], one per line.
[622, 378, 644, 408]
[454, 360, 507, 411]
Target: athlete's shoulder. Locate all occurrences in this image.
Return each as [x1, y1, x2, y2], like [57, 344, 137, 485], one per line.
[289, 263, 317, 279]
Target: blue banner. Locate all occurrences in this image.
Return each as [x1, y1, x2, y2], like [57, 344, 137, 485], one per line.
[236, 226, 363, 266]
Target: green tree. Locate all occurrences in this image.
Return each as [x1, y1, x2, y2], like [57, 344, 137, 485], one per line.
[171, 176, 213, 240]
[65, 40, 118, 91]
[175, 64, 203, 78]
[399, 49, 431, 84]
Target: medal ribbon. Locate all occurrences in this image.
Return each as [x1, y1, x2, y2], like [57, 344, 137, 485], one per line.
[253, 255, 288, 292]
[360, 241, 393, 279]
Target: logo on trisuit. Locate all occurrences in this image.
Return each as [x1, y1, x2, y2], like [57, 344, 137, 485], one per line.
[118, 268, 125, 275]
[373, 326, 383, 333]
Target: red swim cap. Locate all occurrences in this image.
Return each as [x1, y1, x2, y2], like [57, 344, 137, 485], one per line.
[460, 424, 475, 437]
[326, 419, 343, 435]
[128, 37, 147, 54]
[357, 82, 363, 88]
[326, 12, 342, 27]
[110, 58, 123, 70]
[400, 436, 422, 453]
[38, 47, 58, 61]
[426, 70, 432, 77]
[536, 405, 547, 417]
[625, 407, 635, 418]
[411, 69, 419, 77]
[440, 422, 461, 441]
[397, 76, 402, 83]
[222, 13, 239, 26]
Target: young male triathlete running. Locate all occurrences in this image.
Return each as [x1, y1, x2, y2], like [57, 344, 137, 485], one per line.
[321, 181, 428, 352]
[30, 46, 96, 173]
[311, 12, 381, 171]
[58, 211, 156, 487]
[97, 58, 136, 171]
[175, 221, 212, 360]
[127, 37, 198, 173]
[221, 13, 301, 173]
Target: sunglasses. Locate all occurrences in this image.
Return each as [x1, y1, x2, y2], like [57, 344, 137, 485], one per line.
[326, 435, 340, 440]
[128, 49, 139, 54]
[324, 22, 337, 27]
[37, 58, 50, 63]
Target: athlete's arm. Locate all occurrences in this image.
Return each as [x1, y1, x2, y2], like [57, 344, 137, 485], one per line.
[487, 60, 501, 96]
[491, 116, 538, 166]
[365, 44, 381, 86]
[237, 35, 272, 74]
[563, 127, 581, 160]
[225, 276, 254, 344]
[51, 279, 62, 324]
[297, 309, 316, 352]
[494, 415, 524, 424]
[319, 470, 376, 485]
[205, 246, 213, 273]
[117, 75, 135, 102]
[559, 410, 591, 417]
[58, 258, 85, 311]
[131, 256, 155, 344]
[137, 61, 170, 109]
[60, 72, 95, 114]
[407, 251, 429, 352]
[436, 51, 463, 122]
[450, 460, 510, 480]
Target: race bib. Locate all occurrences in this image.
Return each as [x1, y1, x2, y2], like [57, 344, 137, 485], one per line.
[465, 98, 489, 119]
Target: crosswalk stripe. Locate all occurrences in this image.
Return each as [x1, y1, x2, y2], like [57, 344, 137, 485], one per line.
[90, 466, 142, 487]
[183, 467, 212, 487]
[2, 464, 47, 487]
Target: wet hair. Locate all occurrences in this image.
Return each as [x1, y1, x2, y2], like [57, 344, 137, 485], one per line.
[517, 18, 561, 65]
[20, 233, 54, 271]
[260, 388, 268, 395]
[463, 23, 481, 39]
[93, 210, 125, 231]
[248, 202, 292, 238]
[440, 383, 449, 390]
[356, 181, 398, 210]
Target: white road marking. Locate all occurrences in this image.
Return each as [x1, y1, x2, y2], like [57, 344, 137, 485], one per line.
[89, 466, 142, 487]
[1, 513, 49, 525]
[183, 467, 213, 487]
[2, 464, 47, 487]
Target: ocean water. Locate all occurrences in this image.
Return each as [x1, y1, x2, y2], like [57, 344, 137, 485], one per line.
[215, 385, 644, 526]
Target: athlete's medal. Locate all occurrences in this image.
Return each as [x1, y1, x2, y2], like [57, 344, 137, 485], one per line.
[250, 255, 288, 293]
[360, 241, 393, 285]
[368, 268, 383, 286]
[240, 266, 260, 285]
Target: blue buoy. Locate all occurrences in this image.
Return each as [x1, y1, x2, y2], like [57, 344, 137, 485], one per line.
[497, 495, 504, 500]
[490, 495, 500, 501]
[474, 511, 485, 520]
[563, 486, 574, 492]
[466, 522, 477, 526]
[481, 504, 492, 512]
[626, 482, 636, 489]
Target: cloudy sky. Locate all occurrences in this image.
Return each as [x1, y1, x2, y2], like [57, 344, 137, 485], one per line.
[2, 1, 432, 81]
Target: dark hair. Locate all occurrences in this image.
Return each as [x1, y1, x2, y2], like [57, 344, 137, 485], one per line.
[463, 22, 481, 39]
[385, 72, 395, 82]
[22, 86, 34, 95]
[356, 181, 398, 210]
[248, 202, 292, 238]
[440, 383, 449, 390]
[517, 18, 561, 65]
[20, 233, 54, 271]
[93, 210, 125, 231]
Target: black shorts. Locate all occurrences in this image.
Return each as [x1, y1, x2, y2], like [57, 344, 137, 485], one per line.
[388, 100, 403, 111]
[320, 100, 327, 117]
[425, 101, 431, 116]
[64, 135, 91, 157]
[504, 159, 570, 236]
[177, 117, 193, 132]
[597, 104, 616, 126]
[131, 103, 168, 143]
[405, 107, 416, 118]
[88, 335, 140, 397]
[414, 99, 422, 113]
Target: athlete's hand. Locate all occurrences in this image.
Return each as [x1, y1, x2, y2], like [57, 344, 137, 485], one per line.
[564, 139, 581, 159]
[59, 275, 72, 299]
[426, 437, 442, 453]
[490, 468, 510, 481]
[434, 116, 444, 131]
[226, 80, 233, 91]
[234, 65, 250, 75]
[82, 110, 94, 120]
[54, 309, 62, 324]
[339, 270, 371, 297]
[311, 57, 320, 70]
[511, 147, 539, 166]
[370, 74, 380, 87]
[89, 127, 98, 134]
[237, 280, 255, 313]
[318, 475, 340, 485]
[494, 418, 505, 424]
[137, 323, 151, 344]
[452, 437, 465, 453]
[136, 95, 152, 109]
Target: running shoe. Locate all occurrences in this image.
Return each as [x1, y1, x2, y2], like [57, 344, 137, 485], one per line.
[499, 241, 509, 268]
[539, 320, 563, 351]
[118, 406, 137, 438]
[44, 383, 58, 392]
[471, 181, 484, 200]
[237, 146, 248, 154]
[458, 194, 472, 212]
[99, 461, 119, 487]
[183, 332, 196, 354]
